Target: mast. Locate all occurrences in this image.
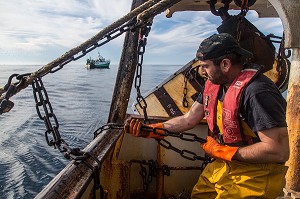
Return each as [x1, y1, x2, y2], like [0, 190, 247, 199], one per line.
[107, 1, 145, 124]
[100, 1, 147, 198]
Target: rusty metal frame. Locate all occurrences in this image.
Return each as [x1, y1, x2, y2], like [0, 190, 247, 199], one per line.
[35, 128, 122, 199]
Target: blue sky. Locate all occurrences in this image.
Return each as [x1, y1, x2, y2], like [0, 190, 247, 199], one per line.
[0, 0, 283, 65]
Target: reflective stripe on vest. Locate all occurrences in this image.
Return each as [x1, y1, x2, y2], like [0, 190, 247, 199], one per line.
[203, 69, 258, 144]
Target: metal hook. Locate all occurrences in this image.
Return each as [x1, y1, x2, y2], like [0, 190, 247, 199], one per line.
[0, 84, 16, 114]
[209, 0, 232, 17]
[3, 74, 18, 91]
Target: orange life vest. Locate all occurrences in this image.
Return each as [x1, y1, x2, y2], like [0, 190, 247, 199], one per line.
[203, 69, 258, 144]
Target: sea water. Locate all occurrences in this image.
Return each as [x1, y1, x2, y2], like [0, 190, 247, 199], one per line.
[0, 64, 181, 199]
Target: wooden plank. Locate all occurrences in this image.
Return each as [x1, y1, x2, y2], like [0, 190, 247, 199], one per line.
[153, 86, 183, 117]
[133, 59, 206, 117]
[163, 73, 197, 114]
[134, 93, 170, 117]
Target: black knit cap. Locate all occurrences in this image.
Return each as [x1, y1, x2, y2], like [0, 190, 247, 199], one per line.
[197, 33, 253, 61]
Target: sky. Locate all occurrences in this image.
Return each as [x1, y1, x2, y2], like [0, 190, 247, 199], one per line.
[0, 0, 283, 65]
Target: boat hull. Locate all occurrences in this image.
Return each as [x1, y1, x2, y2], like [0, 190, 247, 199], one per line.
[86, 61, 110, 69]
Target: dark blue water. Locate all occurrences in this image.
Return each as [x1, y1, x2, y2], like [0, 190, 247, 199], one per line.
[0, 64, 182, 199]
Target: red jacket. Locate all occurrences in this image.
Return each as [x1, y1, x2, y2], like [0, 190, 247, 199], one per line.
[203, 69, 258, 144]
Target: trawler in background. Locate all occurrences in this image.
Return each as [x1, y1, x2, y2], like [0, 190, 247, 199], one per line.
[86, 53, 110, 69]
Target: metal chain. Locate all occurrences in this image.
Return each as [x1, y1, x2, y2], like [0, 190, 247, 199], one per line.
[31, 76, 211, 184]
[47, 20, 137, 76]
[1, 0, 184, 106]
[32, 77, 69, 151]
[142, 125, 212, 164]
[31, 77, 121, 155]
[182, 65, 203, 108]
[1, 0, 184, 116]
[0, 20, 138, 112]
[131, 156, 210, 194]
[31, 76, 209, 163]
[158, 139, 210, 161]
[236, 0, 253, 16]
[131, 159, 158, 192]
[31, 77, 126, 196]
[236, 14, 244, 43]
[0, 74, 17, 114]
[82, 152, 104, 199]
[274, 33, 291, 92]
[209, 0, 231, 17]
[182, 71, 189, 108]
[0, 73, 30, 114]
[134, 22, 152, 124]
[93, 123, 124, 139]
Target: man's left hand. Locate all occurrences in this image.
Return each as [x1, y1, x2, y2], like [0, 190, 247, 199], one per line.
[201, 136, 239, 161]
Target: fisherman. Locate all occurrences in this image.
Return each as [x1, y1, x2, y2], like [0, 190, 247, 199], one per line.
[125, 33, 289, 198]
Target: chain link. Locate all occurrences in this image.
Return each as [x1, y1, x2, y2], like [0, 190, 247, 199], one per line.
[182, 71, 189, 108]
[134, 22, 152, 124]
[182, 65, 206, 109]
[32, 77, 68, 150]
[131, 156, 211, 194]
[209, 0, 231, 17]
[0, 73, 31, 114]
[0, 78, 16, 114]
[131, 159, 158, 192]
[93, 123, 124, 139]
[273, 33, 291, 92]
[31, 77, 126, 196]
[31, 77, 122, 154]
[141, 125, 212, 164]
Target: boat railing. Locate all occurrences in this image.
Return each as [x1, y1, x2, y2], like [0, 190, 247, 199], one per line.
[35, 126, 123, 199]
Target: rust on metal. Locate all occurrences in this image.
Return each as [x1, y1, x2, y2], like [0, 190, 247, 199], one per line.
[35, 128, 123, 199]
[101, 160, 131, 199]
[285, 47, 300, 194]
[156, 142, 164, 199]
[286, 83, 300, 192]
[102, 1, 146, 199]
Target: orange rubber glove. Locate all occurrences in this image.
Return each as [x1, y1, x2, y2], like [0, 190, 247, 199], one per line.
[125, 119, 165, 139]
[201, 136, 239, 161]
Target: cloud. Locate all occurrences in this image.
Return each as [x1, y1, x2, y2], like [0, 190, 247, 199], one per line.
[0, 1, 283, 65]
[0, 1, 130, 54]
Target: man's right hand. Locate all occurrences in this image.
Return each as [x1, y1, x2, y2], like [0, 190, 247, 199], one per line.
[124, 119, 165, 139]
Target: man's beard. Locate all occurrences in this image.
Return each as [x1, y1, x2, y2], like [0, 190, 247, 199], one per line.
[208, 69, 227, 85]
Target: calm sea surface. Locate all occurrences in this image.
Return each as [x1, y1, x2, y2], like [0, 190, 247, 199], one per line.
[0, 64, 182, 199]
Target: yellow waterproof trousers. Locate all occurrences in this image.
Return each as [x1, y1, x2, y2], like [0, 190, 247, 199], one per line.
[191, 160, 288, 199]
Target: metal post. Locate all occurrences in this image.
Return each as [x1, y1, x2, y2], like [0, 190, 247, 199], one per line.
[268, 0, 300, 195]
[286, 48, 300, 193]
[103, 1, 147, 199]
[107, 0, 146, 124]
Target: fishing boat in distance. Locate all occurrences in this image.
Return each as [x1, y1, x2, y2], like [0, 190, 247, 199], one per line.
[86, 53, 110, 69]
